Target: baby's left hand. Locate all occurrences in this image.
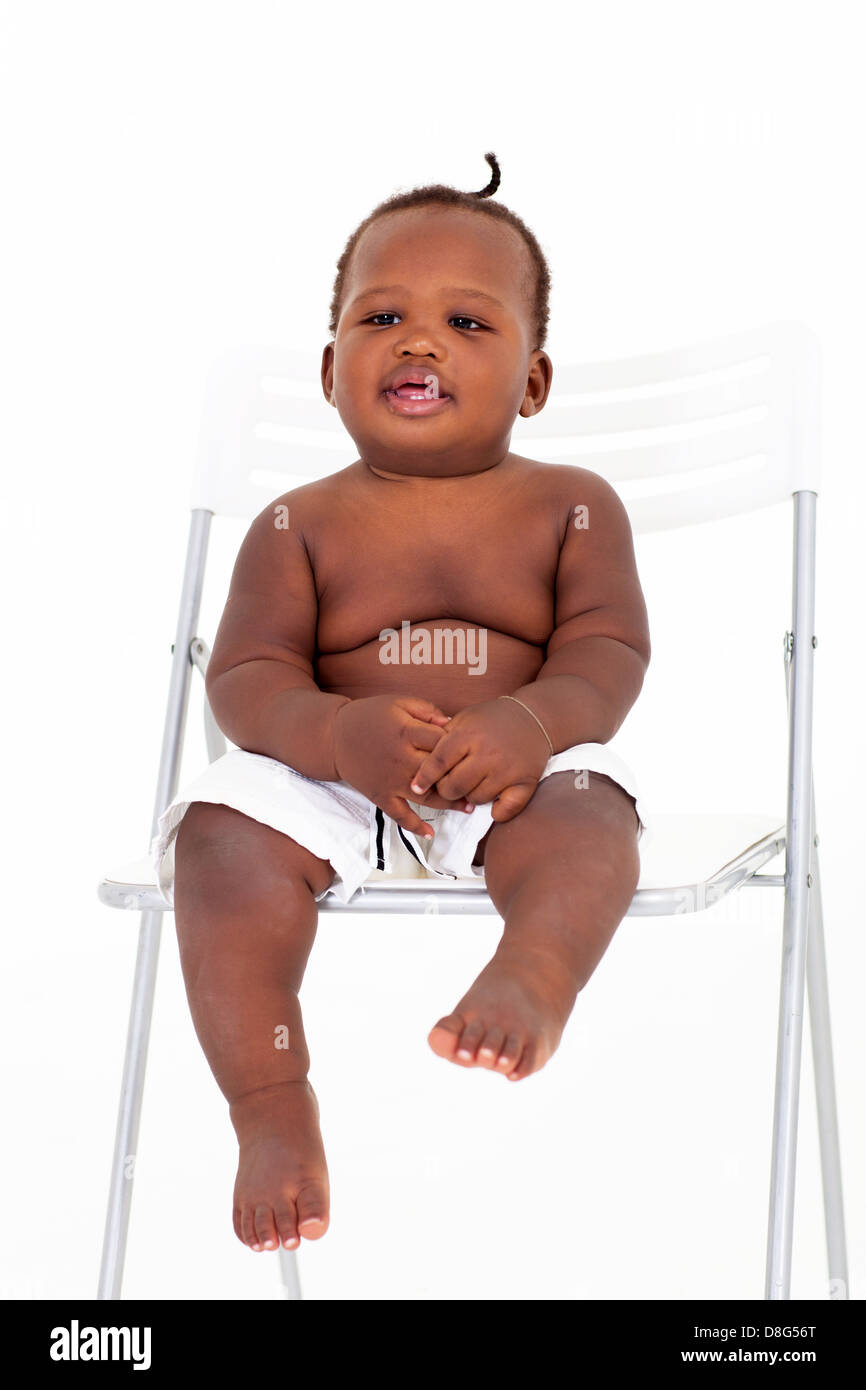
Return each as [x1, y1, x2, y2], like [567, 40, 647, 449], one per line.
[409, 698, 551, 823]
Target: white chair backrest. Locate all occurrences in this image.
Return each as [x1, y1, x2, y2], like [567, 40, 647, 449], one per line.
[190, 321, 820, 532]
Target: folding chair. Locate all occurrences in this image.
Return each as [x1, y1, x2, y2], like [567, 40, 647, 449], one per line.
[97, 322, 847, 1301]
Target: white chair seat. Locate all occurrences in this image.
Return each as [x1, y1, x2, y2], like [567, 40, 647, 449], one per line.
[99, 810, 786, 912]
[634, 810, 785, 887]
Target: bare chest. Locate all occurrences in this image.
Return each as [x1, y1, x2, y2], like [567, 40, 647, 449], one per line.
[313, 484, 562, 652]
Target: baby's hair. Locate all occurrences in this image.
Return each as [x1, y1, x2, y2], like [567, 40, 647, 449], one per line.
[328, 153, 551, 350]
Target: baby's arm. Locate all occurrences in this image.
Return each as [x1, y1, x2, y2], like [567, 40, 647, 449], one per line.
[205, 504, 351, 780]
[205, 501, 470, 834]
[507, 469, 651, 749]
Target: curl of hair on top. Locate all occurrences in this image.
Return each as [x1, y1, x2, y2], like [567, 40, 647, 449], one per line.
[328, 153, 551, 351]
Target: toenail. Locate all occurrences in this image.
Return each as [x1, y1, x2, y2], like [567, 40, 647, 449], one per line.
[252, 1243, 262, 1251]
[457, 1048, 472, 1058]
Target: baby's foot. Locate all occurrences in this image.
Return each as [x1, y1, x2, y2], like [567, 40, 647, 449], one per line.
[427, 944, 578, 1083]
[230, 1079, 330, 1252]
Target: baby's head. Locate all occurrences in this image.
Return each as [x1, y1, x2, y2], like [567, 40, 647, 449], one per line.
[321, 154, 554, 479]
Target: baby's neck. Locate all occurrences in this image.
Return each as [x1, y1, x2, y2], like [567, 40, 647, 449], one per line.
[363, 453, 513, 484]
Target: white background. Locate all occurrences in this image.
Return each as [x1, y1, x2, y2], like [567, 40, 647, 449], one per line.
[1, 0, 863, 1301]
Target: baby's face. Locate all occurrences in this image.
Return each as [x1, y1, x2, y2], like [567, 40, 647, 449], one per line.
[322, 206, 551, 479]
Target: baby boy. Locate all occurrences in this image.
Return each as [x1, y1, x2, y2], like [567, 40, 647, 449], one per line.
[157, 156, 651, 1257]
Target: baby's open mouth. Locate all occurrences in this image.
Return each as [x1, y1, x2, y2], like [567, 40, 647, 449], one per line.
[387, 383, 442, 400]
[382, 376, 454, 415]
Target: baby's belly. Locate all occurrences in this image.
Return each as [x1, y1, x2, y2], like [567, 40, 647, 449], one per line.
[316, 620, 545, 716]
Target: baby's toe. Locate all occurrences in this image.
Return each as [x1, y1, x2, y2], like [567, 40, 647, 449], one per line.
[506, 1039, 538, 1082]
[274, 1202, 299, 1250]
[427, 1013, 465, 1061]
[495, 1033, 525, 1077]
[254, 1204, 280, 1251]
[240, 1204, 262, 1251]
[476, 1027, 506, 1069]
[295, 1184, 329, 1239]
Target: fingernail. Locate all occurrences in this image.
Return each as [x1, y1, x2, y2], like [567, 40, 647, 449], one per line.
[464, 803, 475, 813]
[411, 782, 424, 793]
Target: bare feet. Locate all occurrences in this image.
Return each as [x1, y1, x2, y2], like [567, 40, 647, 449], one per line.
[230, 1080, 330, 1252]
[427, 942, 579, 1083]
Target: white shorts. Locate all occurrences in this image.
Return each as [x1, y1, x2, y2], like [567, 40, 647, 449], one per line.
[150, 742, 649, 908]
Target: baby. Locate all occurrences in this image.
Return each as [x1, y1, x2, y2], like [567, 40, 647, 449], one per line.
[154, 154, 651, 1257]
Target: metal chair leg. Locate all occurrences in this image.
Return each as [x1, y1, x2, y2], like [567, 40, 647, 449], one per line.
[806, 824, 849, 1298]
[764, 491, 817, 1299]
[278, 1247, 302, 1299]
[97, 910, 164, 1298]
[765, 490, 846, 1301]
[97, 509, 212, 1298]
[765, 817, 812, 1299]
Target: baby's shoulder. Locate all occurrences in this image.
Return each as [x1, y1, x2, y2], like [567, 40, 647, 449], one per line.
[510, 454, 629, 517]
[251, 463, 358, 533]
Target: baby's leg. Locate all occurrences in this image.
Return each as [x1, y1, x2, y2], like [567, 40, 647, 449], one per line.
[428, 771, 640, 1081]
[172, 801, 335, 1252]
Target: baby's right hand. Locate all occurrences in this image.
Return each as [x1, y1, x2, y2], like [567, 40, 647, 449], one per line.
[332, 695, 472, 838]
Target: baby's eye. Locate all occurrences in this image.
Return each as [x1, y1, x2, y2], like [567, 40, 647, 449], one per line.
[363, 312, 484, 330]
